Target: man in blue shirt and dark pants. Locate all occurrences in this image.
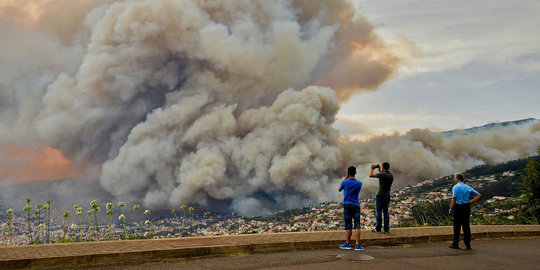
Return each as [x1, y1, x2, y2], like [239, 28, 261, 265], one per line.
[449, 173, 481, 250]
[339, 166, 364, 251]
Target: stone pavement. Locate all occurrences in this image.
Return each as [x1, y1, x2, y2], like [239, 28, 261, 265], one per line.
[1, 225, 539, 269]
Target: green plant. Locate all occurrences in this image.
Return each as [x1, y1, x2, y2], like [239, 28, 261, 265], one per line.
[144, 220, 153, 238]
[106, 208, 114, 240]
[70, 224, 78, 241]
[118, 202, 126, 214]
[24, 199, 33, 244]
[37, 224, 44, 244]
[34, 206, 42, 244]
[189, 206, 194, 234]
[118, 202, 126, 239]
[2, 223, 7, 245]
[90, 200, 99, 241]
[45, 200, 53, 243]
[181, 205, 187, 227]
[62, 212, 71, 239]
[133, 204, 141, 235]
[523, 152, 540, 222]
[118, 214, 126, 239]
[75, 206, 83, 241]
[7, 209, 14, 245]
[87, 210, 93, 241]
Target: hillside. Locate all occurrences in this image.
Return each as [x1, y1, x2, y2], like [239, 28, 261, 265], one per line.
[441, 118, 537, 136]
[249, 155, 539, 231]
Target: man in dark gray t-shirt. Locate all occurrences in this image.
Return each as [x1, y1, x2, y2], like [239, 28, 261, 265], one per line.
[376, 171, 393, 197]
[369, 162, 393, 233]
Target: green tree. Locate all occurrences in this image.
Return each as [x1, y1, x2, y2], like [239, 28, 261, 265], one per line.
[522, 147, 540, 222]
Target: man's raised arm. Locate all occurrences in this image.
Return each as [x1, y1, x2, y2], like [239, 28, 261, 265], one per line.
[369, 164, 380, 178]
[339, 174, 348, 192]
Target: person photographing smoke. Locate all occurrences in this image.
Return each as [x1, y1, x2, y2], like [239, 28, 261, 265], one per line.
[338, 166, 364, 251]
[369, 162, 394, 233]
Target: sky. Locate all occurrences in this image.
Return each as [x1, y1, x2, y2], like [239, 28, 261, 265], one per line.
[1, 0, 539, 181]
[337, 0, 540, 140]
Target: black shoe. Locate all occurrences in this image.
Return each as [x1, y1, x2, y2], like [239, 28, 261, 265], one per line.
[371, 229, 381, 233]
[384, 231, 390, 234]
[466, 246, 472, 250]
[449, 245, 459, 249]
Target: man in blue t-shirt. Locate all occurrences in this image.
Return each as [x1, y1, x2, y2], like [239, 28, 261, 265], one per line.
[449, 173, 481, 250]
[338, 166, 364, 251]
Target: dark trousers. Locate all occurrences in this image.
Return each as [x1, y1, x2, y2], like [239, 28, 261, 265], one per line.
[375, 195, 390, 232]
[452, 204, 471, 247]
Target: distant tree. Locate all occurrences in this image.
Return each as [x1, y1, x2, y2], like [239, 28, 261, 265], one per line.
[466, 156, 539, 177]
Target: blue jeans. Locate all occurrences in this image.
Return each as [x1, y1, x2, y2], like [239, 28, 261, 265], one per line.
[375, 195, 390, 232]
[343, 204, 361, 230]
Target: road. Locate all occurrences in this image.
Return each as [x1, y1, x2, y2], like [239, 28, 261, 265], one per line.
[84, 237, 540, 270]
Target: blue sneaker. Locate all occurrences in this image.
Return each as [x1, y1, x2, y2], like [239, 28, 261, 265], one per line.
[339, 242, 352, 250]
[355, 244, 364, 251]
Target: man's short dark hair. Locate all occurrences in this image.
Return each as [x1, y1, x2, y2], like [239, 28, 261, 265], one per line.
[382, 162, 390, 170]
[348, 166, 356, 176]
[455, 173, 464, 181]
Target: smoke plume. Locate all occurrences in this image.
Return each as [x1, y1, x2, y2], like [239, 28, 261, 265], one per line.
[1, 0, 538, 215]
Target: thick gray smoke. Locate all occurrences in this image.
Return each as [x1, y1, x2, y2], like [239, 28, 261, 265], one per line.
[345, 121, 540, 196]
[32, 0, 397, 213]
[1, 0, 539, 216]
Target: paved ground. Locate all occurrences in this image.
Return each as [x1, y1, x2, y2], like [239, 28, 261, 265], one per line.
[1, 225, 539, 269]
[82, 237, 540, 270]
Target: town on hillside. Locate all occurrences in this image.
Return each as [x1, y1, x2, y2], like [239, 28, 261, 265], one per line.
[1, 156, 538, 245]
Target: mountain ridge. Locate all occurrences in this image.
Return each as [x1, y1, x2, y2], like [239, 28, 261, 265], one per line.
[441, 118, 537, 136]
